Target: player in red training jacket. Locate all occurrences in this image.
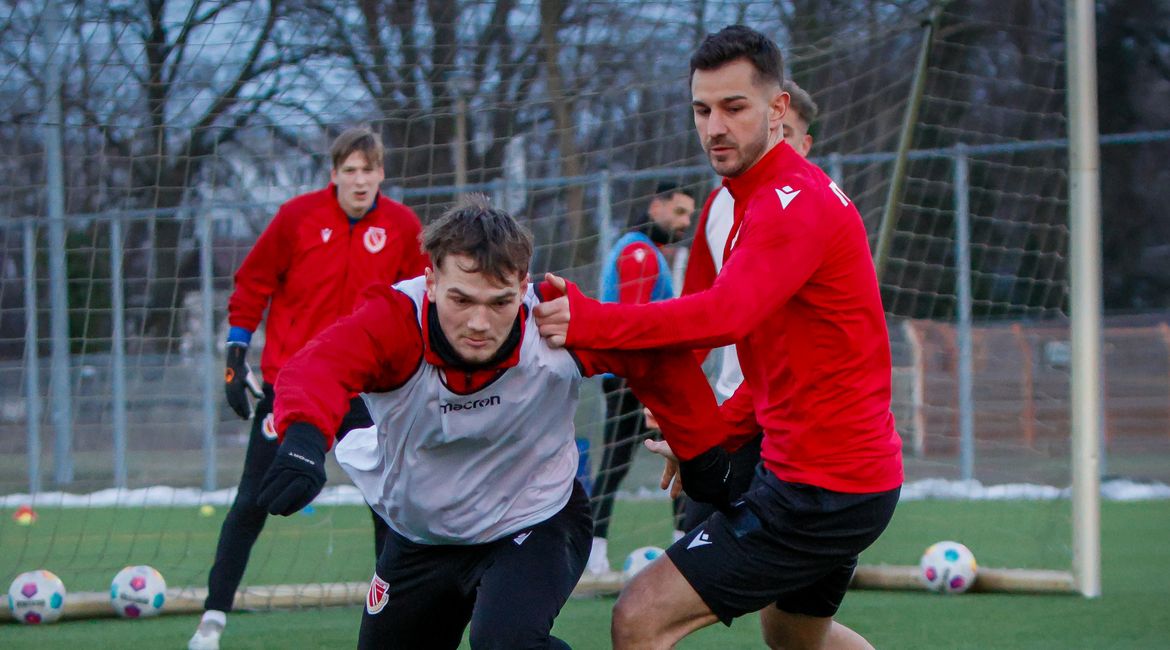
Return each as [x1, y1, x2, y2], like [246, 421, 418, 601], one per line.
[535, 26, 902, 649]
[189, 128, 427, 650]
[670, 78, 821, 535]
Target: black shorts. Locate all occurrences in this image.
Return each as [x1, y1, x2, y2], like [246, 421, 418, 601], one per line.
[358, 481, 591, 649]
[667, 465, 899, 624]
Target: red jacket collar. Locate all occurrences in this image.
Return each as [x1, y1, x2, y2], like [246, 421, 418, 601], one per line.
[723, 141, 795, 201]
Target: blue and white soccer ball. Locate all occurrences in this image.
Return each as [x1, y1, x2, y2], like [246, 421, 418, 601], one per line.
[919, 540, 978, 594]
[7, 569, 66, 624]
[110, 565, 167, 618]
[622, 546, 665, 580]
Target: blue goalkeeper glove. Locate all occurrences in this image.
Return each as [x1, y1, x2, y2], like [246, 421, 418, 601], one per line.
[257, 423, 329, 516]
[678, 446, 733, 509]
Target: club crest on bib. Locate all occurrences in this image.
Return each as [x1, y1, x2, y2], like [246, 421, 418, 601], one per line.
[363, 226, 387, 253]
[366, 573, 389, 614]
[261, 413, 277, 441]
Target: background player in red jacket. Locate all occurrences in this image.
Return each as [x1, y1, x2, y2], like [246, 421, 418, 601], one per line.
[587, 182, 695, 576]
[668, 79, 821, 535]
[535, 26, 902, 649]
[189, 128, 428, 650]
[254, 196, 730, 649]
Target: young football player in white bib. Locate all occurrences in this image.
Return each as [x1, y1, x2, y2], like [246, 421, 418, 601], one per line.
[256, 195, 728, 649]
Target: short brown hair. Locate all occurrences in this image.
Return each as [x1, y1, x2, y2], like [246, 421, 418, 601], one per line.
[422, 194, 534, 284]
[330, 127, 384, 170]
[690, 25, 784, 88]
[783, 80, 819, 127]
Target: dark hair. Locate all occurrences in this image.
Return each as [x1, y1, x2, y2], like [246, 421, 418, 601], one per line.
[783, 80, 819, 125]
[422, 194, 533, 284]
[690, 25, 784, 88]
[653, 182, 689, 201]
[330, 127, 384, 170]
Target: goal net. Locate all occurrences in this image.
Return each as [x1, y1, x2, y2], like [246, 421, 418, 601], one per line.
[0, 0, 1156, 619]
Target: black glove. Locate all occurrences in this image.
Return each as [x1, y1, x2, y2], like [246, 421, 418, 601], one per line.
[257, 423, 329, 516]
[224, 343, 254, 419]
[679, 446, 733, 509]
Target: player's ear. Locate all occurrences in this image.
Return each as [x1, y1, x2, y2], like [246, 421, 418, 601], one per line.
[424, 266, 437, 302]
[770, 89, 789, 130]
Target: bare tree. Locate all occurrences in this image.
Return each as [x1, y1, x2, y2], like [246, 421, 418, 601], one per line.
[0, 0, 332, 346]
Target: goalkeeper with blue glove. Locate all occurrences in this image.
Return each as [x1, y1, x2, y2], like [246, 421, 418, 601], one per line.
[189, 128, 427, 650]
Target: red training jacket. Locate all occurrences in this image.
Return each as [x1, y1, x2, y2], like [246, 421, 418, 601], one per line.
[273, 283, 726, 460]
[228, 185, 428, 384]
[564, 142, 904, 493]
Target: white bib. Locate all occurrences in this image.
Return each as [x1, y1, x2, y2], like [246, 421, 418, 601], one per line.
[335, 277, 581, 544]
[706, 188, 744, 400]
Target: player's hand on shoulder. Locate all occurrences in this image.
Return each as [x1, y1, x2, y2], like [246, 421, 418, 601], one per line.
[534, 273, 571, 348]
[257, 423, 329, 516]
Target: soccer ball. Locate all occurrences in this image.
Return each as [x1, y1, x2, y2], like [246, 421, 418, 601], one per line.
[622, 546, 665, 580]
[110, 565, 167, 618]
[919, 540, 978, 594]
[7, 570, 66, 624]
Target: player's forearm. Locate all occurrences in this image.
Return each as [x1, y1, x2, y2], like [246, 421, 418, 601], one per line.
[603, 348, 729, 460]
[226, 280, 274, 331]
[566, 279, 746, 351]
[273, 336, 370, 448]
[228, 209, 293, 329]
[272, 378, 347, 449]
[572, 209, 827, 351]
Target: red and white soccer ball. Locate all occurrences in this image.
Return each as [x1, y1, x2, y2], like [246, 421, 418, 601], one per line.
[919, 540, 978, 594]
[622, 546, 666, 580]
[7, 569, 66, 624]
[110, 565, 167, 618]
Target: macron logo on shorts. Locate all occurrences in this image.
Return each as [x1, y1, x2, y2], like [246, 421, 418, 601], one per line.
[513, 530, 532, 546]
[687, 530, 713, 550]
[366, 573, 389, 615]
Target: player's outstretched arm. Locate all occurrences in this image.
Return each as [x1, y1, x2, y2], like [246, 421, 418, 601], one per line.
[543, 191, 829, 352]
[577, 346, 726, 461]
[258, 284, 422, 516]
